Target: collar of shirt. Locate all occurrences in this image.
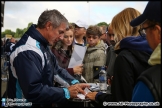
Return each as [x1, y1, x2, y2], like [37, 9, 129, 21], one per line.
[74, 38, 84, 46]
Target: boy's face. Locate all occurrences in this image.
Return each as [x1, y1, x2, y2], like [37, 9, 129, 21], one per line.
[86, 35, 100, 47]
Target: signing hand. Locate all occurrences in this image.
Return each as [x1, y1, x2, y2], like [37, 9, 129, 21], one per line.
[67, 83, 90, 98]
[74, 83, 90, 95]
[67, 85, 79, 98]
[85, 92, 98, 101]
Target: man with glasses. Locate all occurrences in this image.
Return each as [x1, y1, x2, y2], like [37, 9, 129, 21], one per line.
[107, 24, 115, 47]
[99, 24, 115, 51]
[99, 24, 116, 93]
[130, 1, 161, 104]
[99, 25, 109, 54]
[105, 24, 115, 90]
[138, 25, 156, 37]
[99, 25, 108, 43]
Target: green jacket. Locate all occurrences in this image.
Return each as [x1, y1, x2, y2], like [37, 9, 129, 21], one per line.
[82, 40, 106, 83]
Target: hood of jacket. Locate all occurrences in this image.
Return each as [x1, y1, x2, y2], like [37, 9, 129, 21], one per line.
[148, 43, 161, 65]
[115, 36, 153, 55]
[114, 36, 153, 64]
[86, 40, 106, 53]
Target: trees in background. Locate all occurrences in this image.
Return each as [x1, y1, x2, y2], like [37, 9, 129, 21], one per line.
[1, 22, 33, 38]
[97, 22, 109, 26]
[1, 22, 109, 38]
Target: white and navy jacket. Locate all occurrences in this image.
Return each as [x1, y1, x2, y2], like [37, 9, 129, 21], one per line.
[7, 24, 79, 105]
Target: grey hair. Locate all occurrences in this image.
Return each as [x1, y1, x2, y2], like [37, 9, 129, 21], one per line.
[37, 9, 69, 29]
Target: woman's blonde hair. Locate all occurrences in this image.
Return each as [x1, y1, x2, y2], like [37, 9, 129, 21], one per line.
[111, 7, 141, 43]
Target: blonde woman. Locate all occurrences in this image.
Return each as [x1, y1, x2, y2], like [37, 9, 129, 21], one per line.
[86, 7, 152, 103]
[51, 27, 83, 82]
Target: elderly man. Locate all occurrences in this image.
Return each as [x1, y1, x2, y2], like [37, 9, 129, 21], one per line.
[7, 9, 89, 107]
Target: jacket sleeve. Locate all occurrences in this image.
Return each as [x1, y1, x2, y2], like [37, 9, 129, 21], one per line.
[111, 54, 135, 101]
[95, 54, 135, 103]
[106, 46, 116, 77]
[12, 50, 68, 103]
[66, 68, 74, 75]
[96, 92, 113, 103]
[52, 53, 79, 87]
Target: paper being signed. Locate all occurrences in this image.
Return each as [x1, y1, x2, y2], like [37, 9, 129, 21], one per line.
[77, 87, 91, 99]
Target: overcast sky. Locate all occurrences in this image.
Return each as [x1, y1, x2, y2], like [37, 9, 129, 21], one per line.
[2, 1, 148, 32]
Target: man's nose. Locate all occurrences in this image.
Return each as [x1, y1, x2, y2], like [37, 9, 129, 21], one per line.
[110, 36, 114, 40]
[67, 37, 71, 41]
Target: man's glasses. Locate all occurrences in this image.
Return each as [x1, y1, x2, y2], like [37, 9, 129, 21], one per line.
[138, 25, 155, 37]
[101, 31, 114, 38]
[106, 26, 114, 37]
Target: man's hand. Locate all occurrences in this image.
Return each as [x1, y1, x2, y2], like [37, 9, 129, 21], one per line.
[67, 83, 90, 98]
[74, 83, 90, 95]
[85, 92, 98, 101]
[67, 85, 79, 98]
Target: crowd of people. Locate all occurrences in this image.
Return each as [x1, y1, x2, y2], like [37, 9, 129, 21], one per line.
[1, 1, 161, 107]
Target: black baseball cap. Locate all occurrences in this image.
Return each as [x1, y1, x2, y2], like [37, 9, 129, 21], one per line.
[130, 1, 161, 27]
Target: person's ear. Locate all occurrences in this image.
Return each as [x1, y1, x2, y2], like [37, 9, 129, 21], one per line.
[84, 29, 86, 34]
[155, 25, 161, 40]
[45, 21, 52, 30]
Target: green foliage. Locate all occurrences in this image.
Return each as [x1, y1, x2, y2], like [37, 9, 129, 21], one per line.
[97, 22, 108, 26]
[1, 22, 111, 39]
[1, 22, 33, 38]
[27, 22, 33, 30]
[14, 28, 23, 38]
[1, 29, 15, 38]
[1, 32, 6, 38]
[11, 31, 15, 37]
[22, 28, 27, 34]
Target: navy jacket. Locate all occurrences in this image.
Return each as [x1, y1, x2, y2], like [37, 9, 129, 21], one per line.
[96, 36, 153, 104]
[7, 24, 79, 105]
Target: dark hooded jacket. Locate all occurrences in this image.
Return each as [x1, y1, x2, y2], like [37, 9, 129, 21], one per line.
[95, 36, 153, 104]
[132, 43, 161, 104]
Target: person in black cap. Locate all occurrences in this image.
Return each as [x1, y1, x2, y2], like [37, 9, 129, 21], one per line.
[130, 1, 161, 104]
